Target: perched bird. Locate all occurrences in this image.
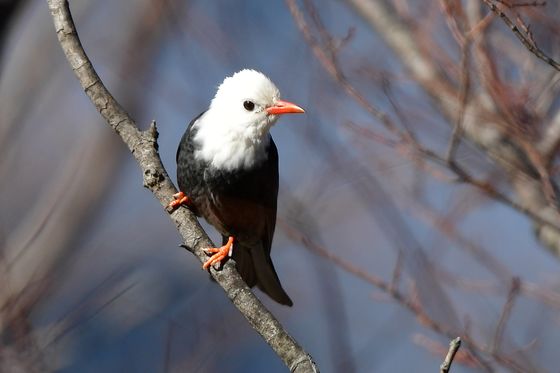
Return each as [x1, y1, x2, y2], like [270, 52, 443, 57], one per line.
[170, 69, 305, 306]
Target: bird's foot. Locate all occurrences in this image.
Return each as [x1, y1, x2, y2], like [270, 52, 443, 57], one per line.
[167, 192, 190, 210]
[202, 236, 234, 270]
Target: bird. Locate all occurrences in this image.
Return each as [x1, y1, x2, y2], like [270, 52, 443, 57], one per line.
[169, 69, 305, 306]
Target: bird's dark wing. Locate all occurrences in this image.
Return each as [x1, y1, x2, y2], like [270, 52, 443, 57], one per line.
[176, 111, 205, 164]
[176, 112, 207, 217]
[205, 139, 291, 305]
[201, 138, 278, 246]
[260, 138, 278, 257]
[231, 139, 292, 306]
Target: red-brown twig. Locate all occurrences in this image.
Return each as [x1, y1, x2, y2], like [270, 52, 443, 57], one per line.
[482, 0, 560, 71]
[491, 277, 521, 353]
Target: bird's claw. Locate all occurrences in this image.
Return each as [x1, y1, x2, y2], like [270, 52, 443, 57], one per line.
[167, 192, 190, 210]
[202, 236, 234, 270]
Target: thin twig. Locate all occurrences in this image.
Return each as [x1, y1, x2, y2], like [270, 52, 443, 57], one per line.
[389, 251, 403, 293]
[440, 0, 471, 163]
[440, 337, 462, 373]
[482, 0, 560, 71]
[491, 277, 521, 353]
[445, 42, 471, 163]
[495, 0, 547, 8]
[439, 337, 461, 373]
[45, 1, 317, 371]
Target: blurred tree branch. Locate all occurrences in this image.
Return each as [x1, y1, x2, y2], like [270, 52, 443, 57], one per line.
[481, 0, 560, 71]
[45, 0, 317, 371]
[279, 212, 530, 372]
[289, 0, 560, 257]
[286, 0, 560, 370]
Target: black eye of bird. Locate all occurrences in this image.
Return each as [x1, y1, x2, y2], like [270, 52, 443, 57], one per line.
[243, 100, 255, 111]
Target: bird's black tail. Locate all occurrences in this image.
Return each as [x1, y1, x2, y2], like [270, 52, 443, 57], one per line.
[229, 238, 293, 307]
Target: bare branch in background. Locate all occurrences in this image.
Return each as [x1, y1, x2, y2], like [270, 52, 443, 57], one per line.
[491, 277, 521, 354]
[45, 0, 317, 371]
[289, 0, 560, 237]
[482, 0, 560, 71]
[347, 0, 560, 255]
[279, 217, 533, 372]
[284, 0, 560, 370]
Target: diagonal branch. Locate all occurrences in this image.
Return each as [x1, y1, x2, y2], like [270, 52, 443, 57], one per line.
[440, 337, 462, 373]
[481, 0, 560, 71]
[45, 1, 317, 372]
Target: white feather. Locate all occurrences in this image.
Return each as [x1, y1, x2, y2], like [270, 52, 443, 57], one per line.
[192, 69, 282, 171]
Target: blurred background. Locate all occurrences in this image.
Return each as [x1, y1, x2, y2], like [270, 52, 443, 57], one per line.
[2, 0, 560, 372]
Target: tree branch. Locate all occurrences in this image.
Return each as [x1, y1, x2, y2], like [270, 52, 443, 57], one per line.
[45, 1, 318, 371]
[320, 0, 560, 256]
[481, 0, 560, 72]
[440, 337, 462, 373]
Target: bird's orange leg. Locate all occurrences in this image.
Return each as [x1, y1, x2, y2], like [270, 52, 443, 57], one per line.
[167, 192, 190, 210]
[202, 236, 234, 270]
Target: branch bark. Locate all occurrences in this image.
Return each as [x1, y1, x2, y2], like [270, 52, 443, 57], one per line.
[440, 337, 461, 373]
[45, 1, 318, 371]
[481, 0, 560, 72]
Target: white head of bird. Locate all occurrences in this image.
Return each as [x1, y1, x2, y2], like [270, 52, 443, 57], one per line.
[193, 69, 305, 171]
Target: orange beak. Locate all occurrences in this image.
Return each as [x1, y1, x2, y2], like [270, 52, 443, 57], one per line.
[266, 100, 305, 115]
